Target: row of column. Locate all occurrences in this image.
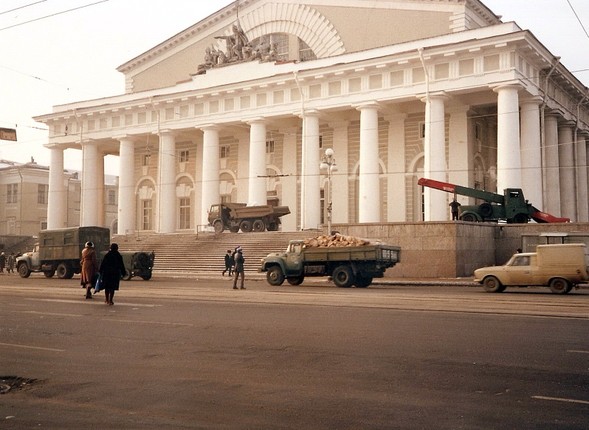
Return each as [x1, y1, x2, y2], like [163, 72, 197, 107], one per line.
[423, 84, 589, 222]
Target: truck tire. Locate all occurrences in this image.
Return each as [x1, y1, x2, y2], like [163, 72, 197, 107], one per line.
[479, 203, 493, 218]
[354, 275, 373, 288]
[482, 276, 505, 293]
[252, 219, 265, 232]
[44, 270, 55, 278]
[56, 262, 73, 279]
[213, 220, 224, 234]
[267, 222, 278, 231]
[287, 276, 304, 286]
[17, 262, 31, 278]
[513, 213, 529, 224]
[122, 269, 132, 281]
[548, 277, 571, 294]
[229, 226, 240, 233]
[240, 220, 253, 233]
[266, 266, 285, 286]
[332, 265, 355, 288]
[460, 213, 478, 222]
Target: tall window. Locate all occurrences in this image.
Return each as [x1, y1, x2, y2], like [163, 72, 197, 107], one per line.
[142, 154, 151, 166]
[37, 184, 48, 204]
[179, 198, 190, 230]
[220, 145, 230, 159]
[107, 189, 116, 205]
[142, 200, 152, 230]
[266, 140, 275, 154]
[7, 184, 18, 203]
[179, 150, 189, 163]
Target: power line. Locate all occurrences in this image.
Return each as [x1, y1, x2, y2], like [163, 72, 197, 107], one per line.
[0, 0, 111, 32]
[567, 0, 589, 40]
[0, 0, 47, 17]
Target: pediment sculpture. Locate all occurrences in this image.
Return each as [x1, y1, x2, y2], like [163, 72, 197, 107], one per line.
[197, 22, 278, 74]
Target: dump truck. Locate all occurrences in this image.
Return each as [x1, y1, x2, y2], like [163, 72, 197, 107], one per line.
[417, 178, 570, 223]
[260, 235, 401, 288]
[474, 243, 589, 294]
[208, 203, 290, 233]
[16, 226, 155, 281]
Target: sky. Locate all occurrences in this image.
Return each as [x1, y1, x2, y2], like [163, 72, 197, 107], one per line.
[0, 0, 588, 174]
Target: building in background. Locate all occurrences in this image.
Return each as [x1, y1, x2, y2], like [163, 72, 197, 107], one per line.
[34, 0, 589, 234]
[0, 159, 118, 237]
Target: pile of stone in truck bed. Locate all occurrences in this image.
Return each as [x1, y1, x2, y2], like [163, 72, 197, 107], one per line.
[303, 233, 372, 248]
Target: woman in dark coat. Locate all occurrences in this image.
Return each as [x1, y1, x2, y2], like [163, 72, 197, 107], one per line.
[99, 243, 126, 305]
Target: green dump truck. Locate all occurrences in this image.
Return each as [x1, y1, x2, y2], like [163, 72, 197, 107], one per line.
[260, 239, 401, 288]
[16, 226, 154, 281]
[208, 203, 290, 233]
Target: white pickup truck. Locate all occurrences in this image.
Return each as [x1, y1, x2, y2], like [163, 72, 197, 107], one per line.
[474, 243, 589, 294]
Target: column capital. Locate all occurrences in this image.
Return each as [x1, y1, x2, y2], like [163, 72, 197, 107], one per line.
[418, 91, 448, 104]
[354, 101, 380, 112]
[491, 81, 523, 93]
[113, 134, 139, 142]
[245, 117, 266, 126]
[198, 124, 220, 132]
[558, 120, 577, 129]
[520, 96, 544, 106]
[297, 109, 322, 119]
[153, 129, 177, 137]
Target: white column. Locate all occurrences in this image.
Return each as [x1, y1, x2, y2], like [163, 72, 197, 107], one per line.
[357, 103, 381, 223]
[47, 147, 66, 230]
[157, 131, 176, 233]
[494, 84, 522, 191]
[543, 113, 561, 215]
[520, 98, 543, 210]
[201, 126, 220, 226]
[448, 106, 471, 189]
[281, 127, 298, 231]
[576, 131, 589, 222]
[559, 121, 576, 220]
[247, 119, 267, 206]
[300, 110, 321, 230]
[96, 155, 105, 227]
[330, 121, 349, 224]
[422, 93, 447, 221]
[385, 114, 406, 222]
[117, 137, 136, 235]
[81, 141, 100, 226]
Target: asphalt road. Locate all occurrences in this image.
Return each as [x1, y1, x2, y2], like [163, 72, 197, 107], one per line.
[1, 274, 588, 429]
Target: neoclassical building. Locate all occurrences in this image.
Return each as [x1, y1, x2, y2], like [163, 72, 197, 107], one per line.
[34, 0, 589, 235]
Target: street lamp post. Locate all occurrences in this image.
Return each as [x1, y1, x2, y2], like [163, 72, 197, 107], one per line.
[320, 148, 337, 235]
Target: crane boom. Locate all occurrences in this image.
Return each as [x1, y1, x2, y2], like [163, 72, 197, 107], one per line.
[417, 178, 504, 204]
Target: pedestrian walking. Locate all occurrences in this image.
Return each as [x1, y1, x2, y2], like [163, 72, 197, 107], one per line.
[99, 243, 126, 306]
[232, 247, 245, 290]
[449, 199, 461, 221]
[0, 252, 6, 273]
[7, 252, 15, 274]
[222, 249, 234, 276]
[80, 242, 98, 299]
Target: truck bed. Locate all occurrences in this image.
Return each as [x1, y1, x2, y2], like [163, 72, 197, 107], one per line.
[302, 245, 400, 265]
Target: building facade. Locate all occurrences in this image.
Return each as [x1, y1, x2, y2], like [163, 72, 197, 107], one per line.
[0, 159, 118, 236]
[34, 0, 589, 234]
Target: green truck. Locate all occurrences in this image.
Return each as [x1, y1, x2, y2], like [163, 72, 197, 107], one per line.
[16, 226, 154, 281]
[417, 178, 570, 223]
[260, 239, 401, 288]
[208, 203, 290, 233]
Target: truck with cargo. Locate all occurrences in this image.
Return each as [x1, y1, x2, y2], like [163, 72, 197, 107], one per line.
[16, 226, 154, 281]
[208, 203, 290, 233]
[473, 243, 589, 294]
[417, 178, 569, 223]
[260, 236, 401, 288]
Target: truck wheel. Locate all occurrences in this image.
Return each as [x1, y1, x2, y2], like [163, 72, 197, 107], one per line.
[479, 203, 493, 218]
[122, 269, 132, 281]
[229, 226, 240, 233]
[482, 276, 505, 293]
[460, 213, 478, 222]
[44, 270, 55, 278]
[266, 266, 285, 286]
[354, 275, 373, 288]
[549, 277, 571, 294]
[513, 213, 529, 224]
[141, 273, 152, 281]
[240, 220, 253, 233]
[213, 220, 224, 234]
[332, 265, 355, 288]
[287, 276, 304, 286]
[56, 262, 73, 279]
[252, 219, 265, 232]
[17, 263, 31, 278]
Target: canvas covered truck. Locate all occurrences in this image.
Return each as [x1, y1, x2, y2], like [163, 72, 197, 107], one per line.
[260, 234, 401, 288]
[208, 203, 290, 233]
[474, 243, 589, 294]
[16, 226, 154, 281]
[417, 178, 570, 223]
[16, 226, 111, 279]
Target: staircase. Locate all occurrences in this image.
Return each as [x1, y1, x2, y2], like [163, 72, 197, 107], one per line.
[113, 231, 317, 278]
